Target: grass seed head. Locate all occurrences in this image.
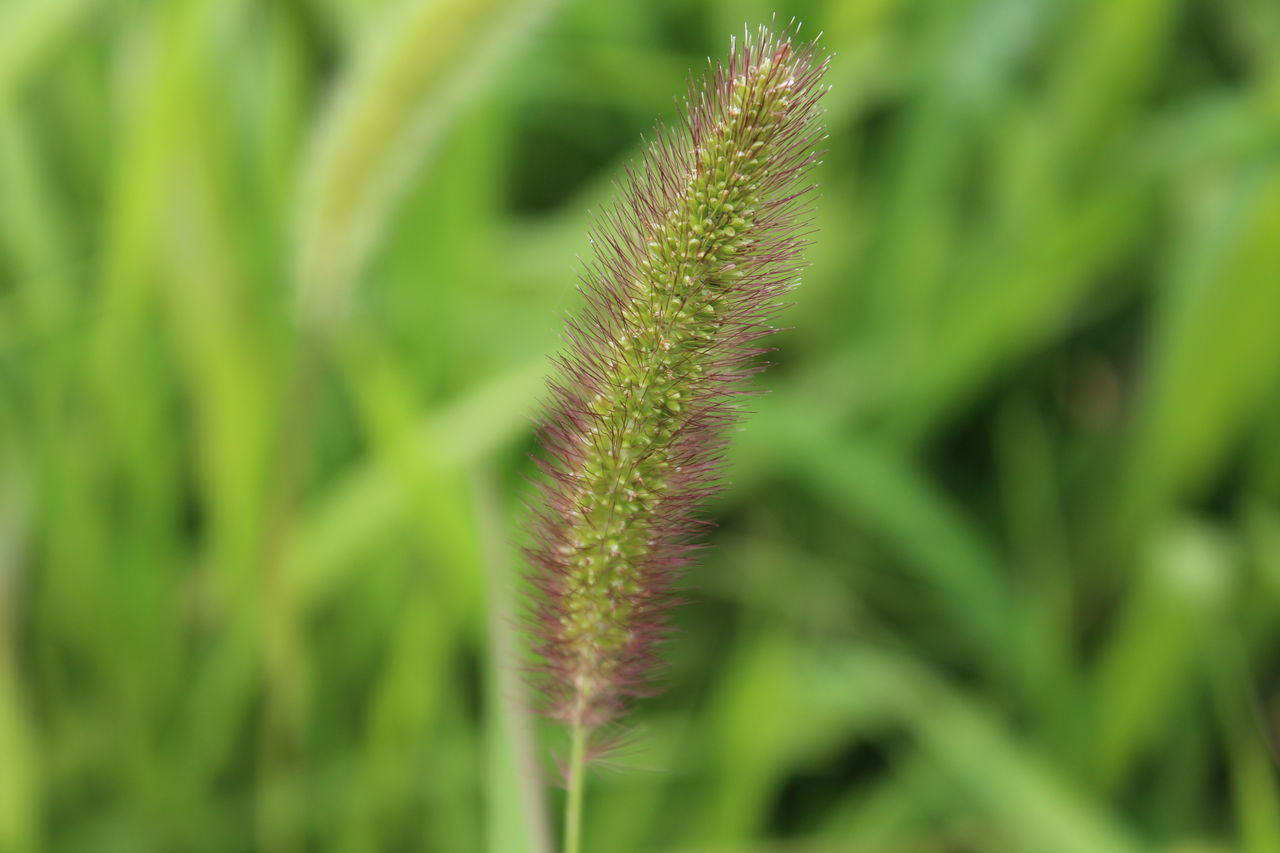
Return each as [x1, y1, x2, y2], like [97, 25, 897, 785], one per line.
[524, 23, 829, 733]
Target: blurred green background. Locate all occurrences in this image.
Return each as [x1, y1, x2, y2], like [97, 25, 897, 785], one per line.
[2, 0, 1280, 851]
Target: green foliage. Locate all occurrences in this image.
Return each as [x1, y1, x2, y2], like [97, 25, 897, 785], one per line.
[0, 0, 1277, 851]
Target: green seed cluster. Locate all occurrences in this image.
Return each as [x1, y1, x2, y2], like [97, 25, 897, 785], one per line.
[525, 27, 827, 729]
[551, 55, 803, 720]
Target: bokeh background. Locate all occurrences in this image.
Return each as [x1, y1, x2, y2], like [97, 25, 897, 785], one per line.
[2, 0, 1280, 851]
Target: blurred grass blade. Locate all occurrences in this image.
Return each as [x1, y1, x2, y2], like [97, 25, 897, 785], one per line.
[0, 472, 39, 852]
[1089, 521, 1235, 791]
[993, 396, 1081, 748]
[0, 110, 75, 329]
[737, 403, 1013, 673]
[891, 183, 1146, 439]
[1045, 0, 1178, 156]
[1210, 635, 1280, 853]
[296, 361, 542, 605]
[818, 751, 953, 847]
[294, 0, 557, 330]
[1123, 164, 1280, 527]
[475, 470, 551, 853]
[832, 648, 1148, 853]
[324, 333, 484, 851]
[691, 637, 809, 844]
[0, 0, 98, 106]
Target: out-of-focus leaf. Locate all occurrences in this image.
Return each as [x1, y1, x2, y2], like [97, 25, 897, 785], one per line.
[475, 470, 551, 853]
[295, 0, 558, 330]
[1124, 164, 1280, 525]
[832, 647, 1149, 853]
[296, 361, 543, 605]
[737, 403, 1013, 673]
[0, 473, 39, 852]
[0, 0, 98, 106]
[1090, 521, 1235, 791]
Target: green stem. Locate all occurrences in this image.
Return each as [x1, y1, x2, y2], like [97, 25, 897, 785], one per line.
[257, 334, 321, 853]
[563, 724, 587, 853]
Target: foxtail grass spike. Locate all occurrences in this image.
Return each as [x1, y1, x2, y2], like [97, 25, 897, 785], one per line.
[525, 24, 829, 737]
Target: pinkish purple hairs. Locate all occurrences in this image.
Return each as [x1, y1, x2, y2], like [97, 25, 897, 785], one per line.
[524, 23, 829, 747]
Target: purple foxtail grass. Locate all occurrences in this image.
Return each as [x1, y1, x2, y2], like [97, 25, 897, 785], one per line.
[521, 23, 828, 851]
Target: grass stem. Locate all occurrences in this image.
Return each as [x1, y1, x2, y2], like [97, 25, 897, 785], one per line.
[563, 724, 587, 853]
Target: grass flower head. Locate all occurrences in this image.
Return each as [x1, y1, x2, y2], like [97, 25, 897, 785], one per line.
[525, 23, 830, 737]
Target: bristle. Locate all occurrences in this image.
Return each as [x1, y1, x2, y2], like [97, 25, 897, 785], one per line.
[524, 25, 829, 734]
